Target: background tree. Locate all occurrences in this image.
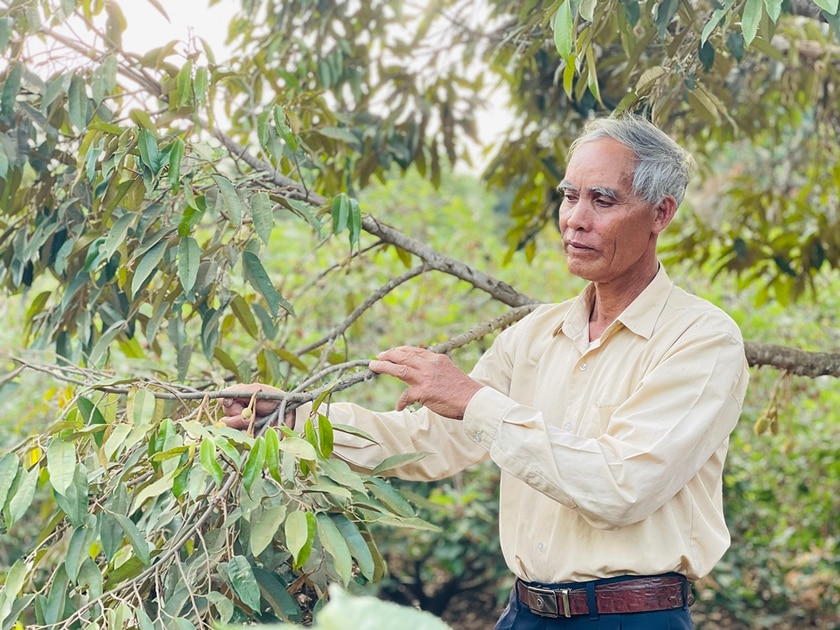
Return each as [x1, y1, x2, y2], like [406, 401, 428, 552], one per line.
[0, 0, 839, 627]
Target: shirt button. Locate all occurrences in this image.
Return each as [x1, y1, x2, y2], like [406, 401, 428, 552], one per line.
[579, 363, 587, 371]
[538, 542, 544, 551]
[564, 422, 572, 431]
[474, 431, 483, 443]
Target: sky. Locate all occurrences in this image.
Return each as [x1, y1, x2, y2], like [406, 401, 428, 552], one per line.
[119, 1, 235, 58]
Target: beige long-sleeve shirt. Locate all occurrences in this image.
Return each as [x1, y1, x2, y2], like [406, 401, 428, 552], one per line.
[295, 266, 750, 583]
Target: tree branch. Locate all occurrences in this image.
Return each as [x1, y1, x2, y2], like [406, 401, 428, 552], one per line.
[211, 131, 840, 378]
[744, 342, 840, 378]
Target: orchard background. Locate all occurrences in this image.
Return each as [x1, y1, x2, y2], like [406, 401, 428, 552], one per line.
[0, 1, 839, 628]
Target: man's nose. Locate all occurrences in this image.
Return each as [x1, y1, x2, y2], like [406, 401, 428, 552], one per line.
[561, 201, 593, 230]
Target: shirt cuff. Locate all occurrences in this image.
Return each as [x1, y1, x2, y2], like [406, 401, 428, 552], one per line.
[462, 386, 511, 448]
[292, 402, 313, 432]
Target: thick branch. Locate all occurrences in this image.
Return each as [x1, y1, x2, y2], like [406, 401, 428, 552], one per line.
[361, 216, 537, 307]
[744, 342, 840, 378]
[212, 132, 840, 378]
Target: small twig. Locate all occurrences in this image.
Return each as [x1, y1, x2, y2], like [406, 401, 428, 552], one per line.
[295, 263, 430, 356]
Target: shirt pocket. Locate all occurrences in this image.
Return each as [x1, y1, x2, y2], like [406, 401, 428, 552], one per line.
[593, 403, 619, 435]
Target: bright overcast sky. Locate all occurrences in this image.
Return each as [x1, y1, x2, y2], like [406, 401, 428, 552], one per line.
[120, 0, 236, 57]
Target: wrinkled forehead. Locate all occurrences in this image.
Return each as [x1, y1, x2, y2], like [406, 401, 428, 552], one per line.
[563, 138, 637, 192]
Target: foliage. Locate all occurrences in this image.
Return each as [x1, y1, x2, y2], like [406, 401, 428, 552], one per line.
[0, 386, 446, 627]
[372, 464, 510, 618]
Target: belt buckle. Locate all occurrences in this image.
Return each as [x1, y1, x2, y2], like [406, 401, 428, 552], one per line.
[526, 586, 572, 618]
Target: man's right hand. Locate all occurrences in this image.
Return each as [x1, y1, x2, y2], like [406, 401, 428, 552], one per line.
[220, 383, 292, 430]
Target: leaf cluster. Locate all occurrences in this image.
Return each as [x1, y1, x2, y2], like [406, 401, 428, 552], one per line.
[0, 387, 438, 628]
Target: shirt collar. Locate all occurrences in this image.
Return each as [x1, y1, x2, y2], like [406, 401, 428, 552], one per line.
[554, 265, 673, 341]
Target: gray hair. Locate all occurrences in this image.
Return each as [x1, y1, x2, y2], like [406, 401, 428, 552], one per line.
[568, 113, 695, 207]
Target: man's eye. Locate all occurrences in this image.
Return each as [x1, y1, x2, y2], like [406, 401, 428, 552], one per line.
[595, 199, 614, 208]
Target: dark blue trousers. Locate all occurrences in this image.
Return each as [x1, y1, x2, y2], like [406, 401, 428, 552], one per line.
[494, 575, 694, 630]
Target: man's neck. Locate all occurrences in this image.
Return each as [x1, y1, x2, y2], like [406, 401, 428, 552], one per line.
[588, 264, 660, 340]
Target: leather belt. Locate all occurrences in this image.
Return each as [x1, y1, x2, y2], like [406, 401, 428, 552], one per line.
[515, 575, 693, 618]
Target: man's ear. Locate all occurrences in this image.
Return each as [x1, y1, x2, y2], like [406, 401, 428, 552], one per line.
[652, 196, 678, 234]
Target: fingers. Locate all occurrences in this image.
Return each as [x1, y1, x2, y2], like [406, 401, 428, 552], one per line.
[395, 388, 417, 412]
[220, 384, 283, 417]
[370, 346, 430, 381]
[222, 414, 251, 430]
[376, 345, 427, 365]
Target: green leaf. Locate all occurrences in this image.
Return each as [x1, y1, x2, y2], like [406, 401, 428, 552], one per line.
[194, 65, 209, 104]
[264, 427, 282, 482]
[0, 134, 9, 178]
[130, 108, 155, 130]
[137, 128, 163, 174]
[579, 0, 597, 21]
[813, 0, 839, 14]
[99, 511, 122, 561]
[655, 0, 680, 38]
[726, 31, 746, 61]
[205, 591, 233, 624]
[332, 513, 376, 581]
[0, 17, 11, 50]
[110, 511, 151, 566]
[278, 434, 318, 461]
[250, 504, 287, 557]
[552, 1, 574, 61]
[253, 566, 302, 622]
[42, 564, 69, 626]
[78, 557, 103, 599]
[168, 137, 185, 192]
[176, 59, 193, 108]
[2, 558, 29, 604]
[331, 193, 349, 235]
[1, 61, 22, 118]
[285, 509, 316, 569]
[68, 74, 88, 130]
[127, 387, 157, 425]
[200, 438, 224, 486]
[318, 458, 367, 494]
[177, 236, 200, 293]
[316, 512, 353, 586]
[250, 191, 274, 245]
[242, 250, 294, 317]
[65, 525, 91, 583]
[47, 438, 76, 496]
[54, 467, 90, 528]
[317, 413, 334, 458]
[220, 556, 261, 611]
[242, 436, 266, 493]
[130, 466, 178, 513]
[371, 451, 429, 476]
[6, 463, 38, 528]
[332, 423, 378, 443]
[0, 452, 21, 509]
[131, 239, 167, 298]
[348, 197, 362, 249]
[317, 126, 361, 149]
[212, 174, 243, 227]
[101, 212, 136, 262]
[367, 477, 415, 518]
[316, 587, 451, 629]
[230, 294, 260, 339]
[103, 555, 144, 587]
[741, 0, 763, 45]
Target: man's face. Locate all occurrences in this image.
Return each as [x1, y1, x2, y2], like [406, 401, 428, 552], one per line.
[558, 138, 665, 288]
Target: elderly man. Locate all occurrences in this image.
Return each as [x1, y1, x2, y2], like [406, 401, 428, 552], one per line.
[224, 114, 749, 629]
